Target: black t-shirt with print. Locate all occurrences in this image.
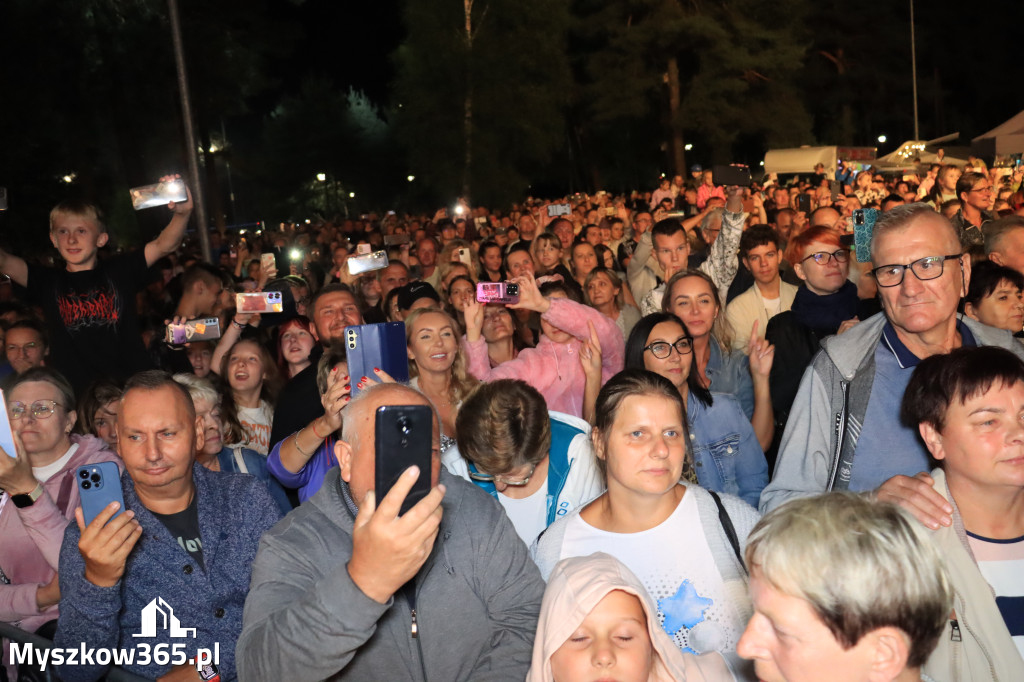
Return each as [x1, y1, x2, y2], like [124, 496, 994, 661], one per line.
[26, 251, 155, 394]
[151, 491, 205, 571]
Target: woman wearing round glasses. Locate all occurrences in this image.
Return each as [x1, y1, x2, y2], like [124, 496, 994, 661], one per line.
[626, 313, 767, 507]
[765, 225, 879, 430]
[0, 367, 117, 680]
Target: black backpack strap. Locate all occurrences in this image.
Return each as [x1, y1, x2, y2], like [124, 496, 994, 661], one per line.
[708, 490, 747, 575]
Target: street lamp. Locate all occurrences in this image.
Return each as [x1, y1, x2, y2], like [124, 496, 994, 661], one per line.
[349, 192, 356, 198]
[316, 173, 327, 182]
[684, 144, 693, 151]
[407, 175, 415, 182]
[877, 135, 887, 144]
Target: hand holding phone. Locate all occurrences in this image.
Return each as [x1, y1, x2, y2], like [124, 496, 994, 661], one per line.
[75, 475, 142, 588]
[0, 389, 18, 459]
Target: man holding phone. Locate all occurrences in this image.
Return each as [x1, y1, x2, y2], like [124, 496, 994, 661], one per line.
[239, 382, 544, 681]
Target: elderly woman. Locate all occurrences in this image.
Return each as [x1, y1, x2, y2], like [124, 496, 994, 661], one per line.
[173, 373, 291, 515]
[0, 368, 117, 680]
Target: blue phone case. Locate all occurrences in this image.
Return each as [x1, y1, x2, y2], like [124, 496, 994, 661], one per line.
[0, 390, 16, 458]
[853, 208, 879, 262]
[77, 461, 125, 526]
[344, 322, 410, 396]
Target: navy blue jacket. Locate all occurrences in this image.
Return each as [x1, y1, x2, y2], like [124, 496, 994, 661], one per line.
[55, 463, 282, 681]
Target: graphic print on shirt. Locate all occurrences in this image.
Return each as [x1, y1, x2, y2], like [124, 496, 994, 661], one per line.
[56, 276, 121, 330]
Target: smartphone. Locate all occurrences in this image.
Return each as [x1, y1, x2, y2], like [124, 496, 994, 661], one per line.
[344, 322, 410, 396]
[260, 252, 276, 273]
[78, 462, 125, 526]
[547, 203, 572, 218]
[477, 281, 520, 305]
[235, 291, 284, 313]
[712, 164, 752, 187]
[796, 194, 813, 213]
[830, 181, 841, 201]
[165, 317, 222, 345]
[0, 389, 17, 458]
[853, 208, 880, 262]
[0, 187, 7, 211]
[374, 405, 433, 516]
[347, 251, 389, 276]
[129, 179, 187, 210]
[605, 207, 616, 217]
[457, 247, 473, 268]
[383, 233, 410, 246]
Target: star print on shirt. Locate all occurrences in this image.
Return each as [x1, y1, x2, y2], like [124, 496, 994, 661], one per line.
[659, 579, 713, 635]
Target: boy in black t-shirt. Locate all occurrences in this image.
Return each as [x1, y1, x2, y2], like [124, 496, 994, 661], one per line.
[0, 176, 193, 393]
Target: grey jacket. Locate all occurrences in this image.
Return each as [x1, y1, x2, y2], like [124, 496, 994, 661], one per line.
[236, 468, 544, 681]
[760, 313, 1024, 513]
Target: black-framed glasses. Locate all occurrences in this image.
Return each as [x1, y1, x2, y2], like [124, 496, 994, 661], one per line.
[967, 185, 993, 193]
[9, 400, 63, 420]
[871, 254, 962, 288]
[801, 249, 850, 266]
[468, 463, 537, 487]
[644, 337, 693, 359]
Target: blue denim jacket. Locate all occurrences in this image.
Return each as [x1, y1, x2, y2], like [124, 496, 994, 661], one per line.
[688, 391, 767, 508]
[705, 336, 754, 420]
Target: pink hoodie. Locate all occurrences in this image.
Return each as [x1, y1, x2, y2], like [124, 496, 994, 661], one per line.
[464, 297, 624, 417]
[528, 552, 735, 682]
[1, 436, 120, 645]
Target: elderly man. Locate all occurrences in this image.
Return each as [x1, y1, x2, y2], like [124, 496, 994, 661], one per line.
[985, 215, 1024, 277]
[55, 370, 282, 681]
[739, 493, 952, 682]
[270, 283, 363, 445]
[238, 383, 544, 680]
[761, 204, 1024, 513]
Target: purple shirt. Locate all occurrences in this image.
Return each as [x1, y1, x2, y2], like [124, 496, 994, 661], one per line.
[266, 434, 337, 503]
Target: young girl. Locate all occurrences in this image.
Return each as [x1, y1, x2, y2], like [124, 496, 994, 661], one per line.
[276, 316, 316, 379]
[445, 274, 476, 333]
[626, 313, 768, 507]
[532, 232, 574, 283]
[534, 369, 759, 677]
[463, 273, 624, 419]
[220, 337, 279, 455]
[528, 552, 732, 682]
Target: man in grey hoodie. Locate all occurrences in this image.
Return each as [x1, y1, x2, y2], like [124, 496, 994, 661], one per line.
[237, 382, 544, 681]
[761, 204, 1024, 517]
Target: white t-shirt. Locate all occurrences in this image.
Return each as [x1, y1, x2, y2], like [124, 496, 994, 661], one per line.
[559, 490, 743, 655]
[236, 401, 273, 455]
[33, 443, 80, 482]
[497, 478, 548, 547]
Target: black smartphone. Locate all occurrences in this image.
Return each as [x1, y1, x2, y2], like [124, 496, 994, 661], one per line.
[796, 194, 813, 213]
[712, 164, 752, 187]
[345, 322, 410, 395]
[78, 462, 125, 526]
[374, 405, 433, 516]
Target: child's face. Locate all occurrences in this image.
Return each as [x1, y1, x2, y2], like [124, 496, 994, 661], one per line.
[50, 213, 108, 271]
[550, 590, 654, 682]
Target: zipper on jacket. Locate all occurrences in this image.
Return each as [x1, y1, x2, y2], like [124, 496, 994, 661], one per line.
[949, 618, 962, 642]
[826, 380, 850, 490]
[410, 608, 419, 638]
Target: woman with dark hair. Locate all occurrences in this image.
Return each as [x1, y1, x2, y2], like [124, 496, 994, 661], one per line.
[445, 273, 475, 334]
[625, 313, 768, 507]
[478, 239, 505, 283]
[963, 259, 1024, 336]
[77, 378, 123, 448]
[218, 337, 281, 455]
[479, 303, 527, 367]
[533, 368, 758, 675]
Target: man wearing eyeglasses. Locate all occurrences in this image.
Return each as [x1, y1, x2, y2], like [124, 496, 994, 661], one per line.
[4, 319, 48, 377]
[761, 203, 1024, 516]
[951, 171, 997, 248]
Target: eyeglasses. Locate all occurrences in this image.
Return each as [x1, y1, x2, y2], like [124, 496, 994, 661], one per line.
[967, 185, 993, 193]
[9, 400, 64, 420]
[871, 254, 962, 288]
[644, 337, 693, 359]
[468, 463, 537, 487]
[801, 249, 850, 266]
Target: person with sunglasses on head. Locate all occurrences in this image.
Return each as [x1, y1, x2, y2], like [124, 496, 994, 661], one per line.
[0, 368, 118, 682]
[763, 226, 881, 434]
[762, 204, 1024, 518]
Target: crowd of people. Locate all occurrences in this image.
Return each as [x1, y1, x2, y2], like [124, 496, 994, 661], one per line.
[1, 159, 1024, 681]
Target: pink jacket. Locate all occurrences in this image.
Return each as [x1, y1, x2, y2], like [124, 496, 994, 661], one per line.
[527, 552, 734, 682]
[0, 435, 119, 632]
[464, 297, 624, 417]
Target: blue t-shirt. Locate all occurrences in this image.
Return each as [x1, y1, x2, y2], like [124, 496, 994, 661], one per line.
[848, 321, 976, 491]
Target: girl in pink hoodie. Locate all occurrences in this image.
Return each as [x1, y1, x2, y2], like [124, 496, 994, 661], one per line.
[528, 552, 734, 682]
[463, 273, 624, 418]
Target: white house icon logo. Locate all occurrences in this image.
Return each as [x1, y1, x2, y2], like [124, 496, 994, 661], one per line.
[133, 597, 197, 638]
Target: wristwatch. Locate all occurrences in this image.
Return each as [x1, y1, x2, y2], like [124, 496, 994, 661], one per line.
[12, 483, 44, 508]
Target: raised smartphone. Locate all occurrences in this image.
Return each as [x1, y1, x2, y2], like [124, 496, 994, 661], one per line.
[374, 405, 433, 516]
[853, 208, 880, 262]
[476, 281, 520, 305]
[344, 322, 410, 396]
[129, 179, 187, 210]
[547, 203, 571, 218]
[78, 462, 125, 526]
[0, 389, 16, 458]
[236, 291, 284, 313]
[712, 164, 752, 187]
[347, 250, 389, 276]
[165, 317, 221, 345]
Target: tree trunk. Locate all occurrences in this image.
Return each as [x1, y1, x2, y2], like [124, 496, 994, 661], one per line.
[666, 57, 686, 175]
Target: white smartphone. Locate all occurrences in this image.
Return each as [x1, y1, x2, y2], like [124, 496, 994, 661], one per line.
[0, 389, 17, 458]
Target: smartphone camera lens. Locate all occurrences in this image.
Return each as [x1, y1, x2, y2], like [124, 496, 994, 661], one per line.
[507, 284, 519, 295]
[81, 480, 92, 490]
[91, 473, 101, 483]
[397, 416, 411, 435]
[80, 469, 90, 479]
